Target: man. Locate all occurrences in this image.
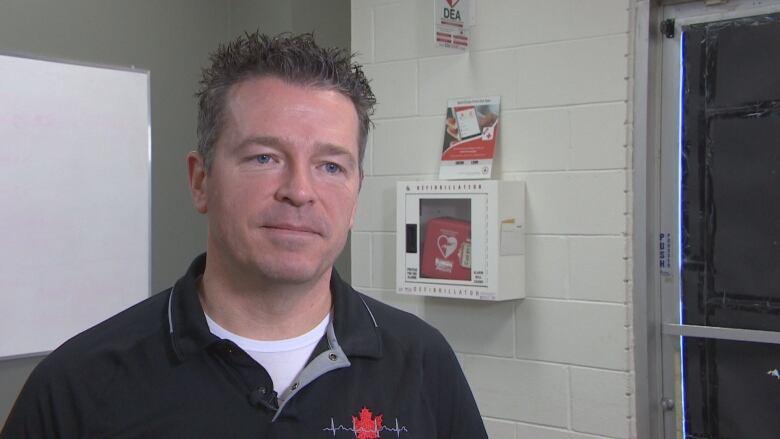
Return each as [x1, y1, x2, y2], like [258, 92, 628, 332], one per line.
[2, 32, 487, 438]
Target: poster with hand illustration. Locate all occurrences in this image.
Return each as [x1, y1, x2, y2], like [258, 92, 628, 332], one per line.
[439, 96, 500, 180]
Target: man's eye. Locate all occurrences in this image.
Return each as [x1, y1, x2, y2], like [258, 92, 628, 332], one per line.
[255, 154, 272, 164]
[323, 162, 342, 174]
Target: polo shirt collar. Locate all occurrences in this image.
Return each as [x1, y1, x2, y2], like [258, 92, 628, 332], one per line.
[168, 253, 382, 361]
[168, 253, 218, 360]
[328, 269, 383, 359]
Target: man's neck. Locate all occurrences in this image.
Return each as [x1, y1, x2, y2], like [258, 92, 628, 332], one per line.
[198, 259, 333, 341]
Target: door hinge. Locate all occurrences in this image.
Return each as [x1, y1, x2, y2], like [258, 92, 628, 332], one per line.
[661, 18, 675, 39]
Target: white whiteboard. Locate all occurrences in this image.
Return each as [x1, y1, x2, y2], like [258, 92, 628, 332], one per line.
[0, 53, 151, 359]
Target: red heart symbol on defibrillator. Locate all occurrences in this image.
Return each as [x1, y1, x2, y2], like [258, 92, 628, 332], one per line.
[437, 235, 458, 258]
[446, 0, 460, 7]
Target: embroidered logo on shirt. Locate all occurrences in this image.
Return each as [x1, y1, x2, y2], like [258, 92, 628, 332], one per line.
[322, 406, 409, 437]
[353, 407, 382, 439]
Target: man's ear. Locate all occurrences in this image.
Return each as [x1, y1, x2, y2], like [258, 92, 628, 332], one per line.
[187, 151, 208, 214]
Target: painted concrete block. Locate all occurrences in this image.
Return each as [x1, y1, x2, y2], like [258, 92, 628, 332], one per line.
[424, 297, 515, 357]
[485, 418, 517, 439]
[373, 117, 442, 175]
[515, 299, 629, 369]
[419, 50, 517, 115]
[522, 171, 626, 235]
[516, 423, 609, 439]
[371, 232, 396, 289]
[516, 35, 628, 108]
[499, 108, 570, 172]
[362, 130, 374, 176]
[351, 0, 405, 7]
[471, 0, 629, 51]
[351, 6, 373, 64]
[569, 236, 627, 303]
[350, 232, 372, 288]
[570, 103, 628, 170]
[462, 355, 568, 426]
[571, 367, 631, 438]
[525, 236, 568, 299]
[364, 61, 417, 118]
[354, 176, 398, 232]
[375, 2, 418, 62]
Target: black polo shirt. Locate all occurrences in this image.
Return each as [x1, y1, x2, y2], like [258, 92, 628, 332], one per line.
[1, 254, 487, 438]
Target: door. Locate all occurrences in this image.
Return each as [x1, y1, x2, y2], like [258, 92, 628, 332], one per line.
[659, 2, 780, 438]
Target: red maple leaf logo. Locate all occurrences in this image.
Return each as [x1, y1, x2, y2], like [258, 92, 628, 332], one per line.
[446, 0, 460, 7]
[352, 407, 383, 439]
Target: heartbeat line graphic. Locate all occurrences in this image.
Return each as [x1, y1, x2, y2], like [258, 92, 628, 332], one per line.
[323, 418, 409, 437]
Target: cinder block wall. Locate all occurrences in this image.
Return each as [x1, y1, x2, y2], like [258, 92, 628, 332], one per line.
[350, 1, 634, 438]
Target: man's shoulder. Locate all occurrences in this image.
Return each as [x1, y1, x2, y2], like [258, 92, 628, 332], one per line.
[356, 292, 427, 328]
[38, 289, 171, 372]
[351, 290, 451, 352]
[3, 290, 174, 437]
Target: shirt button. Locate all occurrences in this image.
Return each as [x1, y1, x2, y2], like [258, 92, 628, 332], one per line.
[328, 353, 338, 361]
[258, 387, 267, 395]
[291, 382, 299, 390]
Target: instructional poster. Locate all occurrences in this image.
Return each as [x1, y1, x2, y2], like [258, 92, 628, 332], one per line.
[439, 96, 500, 180]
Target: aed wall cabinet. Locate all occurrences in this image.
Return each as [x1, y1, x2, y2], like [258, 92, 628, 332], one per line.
[396, 180, 526, 301]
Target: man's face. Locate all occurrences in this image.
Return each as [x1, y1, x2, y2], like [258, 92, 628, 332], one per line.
[189, 76, 361, 286]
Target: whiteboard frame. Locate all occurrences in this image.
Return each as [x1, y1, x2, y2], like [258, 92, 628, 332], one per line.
[0, 50, 152, 361]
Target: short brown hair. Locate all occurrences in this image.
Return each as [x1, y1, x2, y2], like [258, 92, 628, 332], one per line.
[195, 31, 375, 172]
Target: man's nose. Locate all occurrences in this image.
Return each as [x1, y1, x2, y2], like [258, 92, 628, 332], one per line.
[274, 161, 315, 206]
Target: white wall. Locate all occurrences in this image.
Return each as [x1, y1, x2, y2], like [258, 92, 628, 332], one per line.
[350, 1, 634, 438]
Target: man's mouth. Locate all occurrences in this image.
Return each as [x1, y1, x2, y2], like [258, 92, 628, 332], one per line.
[262, 223, 321, 236]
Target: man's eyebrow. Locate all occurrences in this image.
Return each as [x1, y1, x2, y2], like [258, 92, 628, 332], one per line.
[314, 143, 358, 167]
[234, 135, 284, 150]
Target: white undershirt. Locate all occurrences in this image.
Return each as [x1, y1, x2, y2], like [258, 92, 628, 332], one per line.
[205, 312, 330, 394]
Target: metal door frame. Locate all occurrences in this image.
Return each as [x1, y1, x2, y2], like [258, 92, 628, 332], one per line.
[635, 1, 780, 437]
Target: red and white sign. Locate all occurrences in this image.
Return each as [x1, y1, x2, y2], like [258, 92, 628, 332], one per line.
[435, 0, 474, 50]
[439, 95, 500, 180]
